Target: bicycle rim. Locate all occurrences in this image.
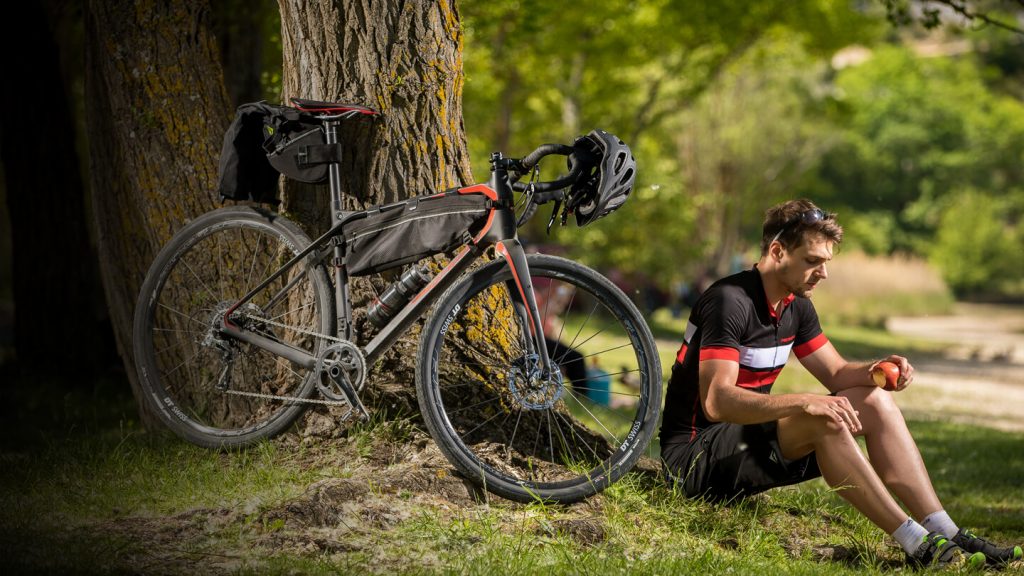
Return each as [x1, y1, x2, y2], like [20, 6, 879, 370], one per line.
[135, 209, 333, 447]
[418, 254, 661, 503]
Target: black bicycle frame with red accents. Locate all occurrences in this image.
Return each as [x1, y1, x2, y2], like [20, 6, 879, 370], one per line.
[218, 112, 554, 379]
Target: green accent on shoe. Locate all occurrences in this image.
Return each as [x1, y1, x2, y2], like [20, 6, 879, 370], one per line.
[909, 531, 979, 569]
[952, 528, 1022, 565]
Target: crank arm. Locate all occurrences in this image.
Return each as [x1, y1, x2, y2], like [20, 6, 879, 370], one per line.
[327, 364, 370, 422]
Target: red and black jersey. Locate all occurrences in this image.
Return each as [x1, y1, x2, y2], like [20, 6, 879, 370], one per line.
[660, 267, 828, 447]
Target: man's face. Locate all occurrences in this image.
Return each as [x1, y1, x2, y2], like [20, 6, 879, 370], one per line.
[778, 232, 833, 298]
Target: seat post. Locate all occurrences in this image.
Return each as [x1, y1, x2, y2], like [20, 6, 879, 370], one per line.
[323, 118, 344, 227]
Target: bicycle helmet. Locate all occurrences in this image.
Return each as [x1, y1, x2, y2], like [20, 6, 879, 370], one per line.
[566, 129, 636, 227]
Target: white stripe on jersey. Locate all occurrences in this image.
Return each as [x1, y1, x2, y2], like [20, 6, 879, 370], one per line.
[683, 321, 697, 344]
[738, 342, 793, 370]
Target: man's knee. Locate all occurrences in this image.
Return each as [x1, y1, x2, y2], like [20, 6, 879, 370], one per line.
[778, 412, 851, 459]
[841, 386, 902, 421]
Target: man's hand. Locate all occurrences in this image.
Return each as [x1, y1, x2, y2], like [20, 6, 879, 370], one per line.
[801, 393, 862, 433]
[869, 355, 914, 391]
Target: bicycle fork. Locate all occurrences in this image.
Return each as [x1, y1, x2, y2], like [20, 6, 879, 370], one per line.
[494, 239, 556, 379]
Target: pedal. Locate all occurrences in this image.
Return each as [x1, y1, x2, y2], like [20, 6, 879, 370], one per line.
[327, 364, 370, 422]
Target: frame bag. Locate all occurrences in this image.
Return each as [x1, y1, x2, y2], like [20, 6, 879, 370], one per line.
[344, 192, 493, 276]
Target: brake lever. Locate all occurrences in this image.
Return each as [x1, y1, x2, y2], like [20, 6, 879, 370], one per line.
[547, 199, 561, 235]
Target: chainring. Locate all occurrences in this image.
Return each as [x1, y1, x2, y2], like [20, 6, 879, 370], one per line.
[315, 341, 367, 401]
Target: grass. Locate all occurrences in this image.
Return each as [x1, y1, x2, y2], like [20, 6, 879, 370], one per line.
[2, 271, 1020, 574]
[2, 364, 1022, 574]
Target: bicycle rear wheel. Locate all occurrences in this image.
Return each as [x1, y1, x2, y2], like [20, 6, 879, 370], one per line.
[417, 254, 662, 503]
[133, 206, 334, 448]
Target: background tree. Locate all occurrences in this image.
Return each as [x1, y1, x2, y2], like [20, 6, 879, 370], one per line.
[84, 0, 231, 422]
[274, 0, 473, 423]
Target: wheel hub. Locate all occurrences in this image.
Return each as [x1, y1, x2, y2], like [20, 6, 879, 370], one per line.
[507, 353, 564, 409]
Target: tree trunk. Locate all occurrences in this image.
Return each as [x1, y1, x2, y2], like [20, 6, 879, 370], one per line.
[84, 0, 231, 424]
[0, 0, 110, 378]
[278, 0, 473, 430]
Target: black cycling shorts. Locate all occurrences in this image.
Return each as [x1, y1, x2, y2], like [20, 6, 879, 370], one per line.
[661, 421, 821, 501]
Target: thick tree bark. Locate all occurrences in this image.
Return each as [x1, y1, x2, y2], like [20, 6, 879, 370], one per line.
[278, 0, 474, 428]
[84, 0, 231, 423]
[0, 0, 109, 377]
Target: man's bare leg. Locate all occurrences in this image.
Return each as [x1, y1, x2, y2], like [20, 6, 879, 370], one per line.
[776, 410, 908, 533]
[839, 386, 943, 520]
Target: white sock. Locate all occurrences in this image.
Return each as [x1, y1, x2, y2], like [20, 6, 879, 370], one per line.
[921, 510, 959, 538]
[892, 517, 931, 554]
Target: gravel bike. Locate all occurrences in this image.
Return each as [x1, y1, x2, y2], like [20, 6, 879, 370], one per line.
[133, 98, 662, 503]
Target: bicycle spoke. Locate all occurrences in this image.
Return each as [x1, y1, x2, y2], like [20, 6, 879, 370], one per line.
[565, 384, 641, 398]
[266, 301, 317, 323]
[156, 302, 214, 331]
[244, 228, 263, 295]
[159, 345, 208, 380]
[439, 393, 502, 417]
[506, 408, 526, 460]
[153, 337, 194, 359]
[576, 342, 633, 360]
[563, 301, 598, 354]
[153, 326, 206, 337]
[562, 387, 621, 445]
[459, 404, 509, 442]
[552, 408, 602, 463]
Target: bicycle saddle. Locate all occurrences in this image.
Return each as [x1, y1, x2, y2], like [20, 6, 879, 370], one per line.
[291, 98, 379, 116]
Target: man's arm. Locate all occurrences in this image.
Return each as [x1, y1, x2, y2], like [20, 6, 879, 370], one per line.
[798, 341, 915, 393]
[699, 358, 862, 432]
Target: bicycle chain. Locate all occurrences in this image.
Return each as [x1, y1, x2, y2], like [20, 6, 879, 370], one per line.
[224, 389, 350, 406]
[221, 311, 355, 407]
[234, 311, 345, 345]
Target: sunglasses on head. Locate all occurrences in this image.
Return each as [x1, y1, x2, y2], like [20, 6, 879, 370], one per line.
[769, 208, 827, 246]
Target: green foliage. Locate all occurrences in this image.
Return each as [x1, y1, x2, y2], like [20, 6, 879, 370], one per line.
[930, 188, 1024, 296]
[459, 1, 1024, 299]
[804, 45, 1024, 262]
[461, 0, 880, 286]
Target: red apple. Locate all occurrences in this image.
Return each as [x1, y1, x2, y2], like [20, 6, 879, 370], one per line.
[871, 361, 900, 391]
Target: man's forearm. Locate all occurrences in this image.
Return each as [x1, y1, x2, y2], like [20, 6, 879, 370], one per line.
[825, 360, 875, 393]
[704, 384, 813, 425]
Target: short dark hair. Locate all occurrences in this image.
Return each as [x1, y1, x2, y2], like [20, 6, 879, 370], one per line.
[760, 199, 843, 255]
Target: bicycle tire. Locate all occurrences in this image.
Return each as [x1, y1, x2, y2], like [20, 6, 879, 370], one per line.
[133, 206, 334, 448]
[416, 254, 662, 503]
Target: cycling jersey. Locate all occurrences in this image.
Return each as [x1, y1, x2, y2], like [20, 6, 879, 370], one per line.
[660, 266, 829, 447]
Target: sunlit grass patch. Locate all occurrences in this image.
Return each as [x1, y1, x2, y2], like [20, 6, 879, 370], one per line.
[814, 251, 954, 329]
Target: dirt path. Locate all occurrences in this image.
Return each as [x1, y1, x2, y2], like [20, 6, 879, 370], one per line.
[887, 303, 1024, 433]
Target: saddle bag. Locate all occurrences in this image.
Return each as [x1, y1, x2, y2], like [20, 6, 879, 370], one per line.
[218, 102, 342, 203]
[344, 191, 493, 276]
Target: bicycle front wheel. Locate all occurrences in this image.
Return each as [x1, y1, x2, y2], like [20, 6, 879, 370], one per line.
[133, 206, 334, 448]
[417, 254, 662, 503]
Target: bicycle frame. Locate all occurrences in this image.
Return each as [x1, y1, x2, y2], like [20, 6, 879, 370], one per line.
[219, 117, 555, 376]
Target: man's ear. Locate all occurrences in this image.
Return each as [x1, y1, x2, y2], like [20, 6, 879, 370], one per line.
[770, 241, 786, 263]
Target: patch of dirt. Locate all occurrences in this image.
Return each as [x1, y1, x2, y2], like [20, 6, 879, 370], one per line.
[887, 303, 1024, 432]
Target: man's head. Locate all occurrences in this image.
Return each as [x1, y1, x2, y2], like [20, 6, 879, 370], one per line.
[760, 199, 842, 256]
[759, 199, 843, 298]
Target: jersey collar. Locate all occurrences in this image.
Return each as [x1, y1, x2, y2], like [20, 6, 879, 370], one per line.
[752, 264, 795, 323]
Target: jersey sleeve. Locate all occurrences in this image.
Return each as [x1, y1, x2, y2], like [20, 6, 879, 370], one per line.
[695, 286, 746, 363]
[792, 299, 828, 358]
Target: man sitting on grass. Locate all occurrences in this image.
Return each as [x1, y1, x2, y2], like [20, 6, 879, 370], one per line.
[660, 199, 1022, 569]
